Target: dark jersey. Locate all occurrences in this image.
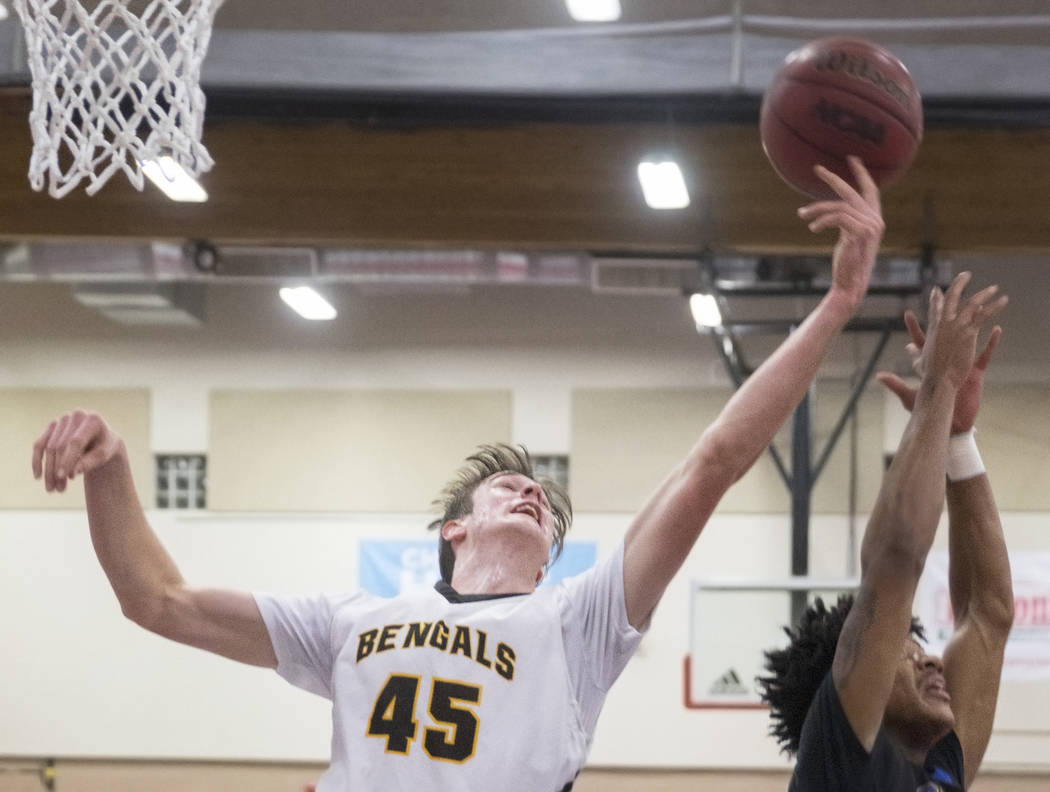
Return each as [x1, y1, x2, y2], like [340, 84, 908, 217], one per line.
[790, 673, 966, 791]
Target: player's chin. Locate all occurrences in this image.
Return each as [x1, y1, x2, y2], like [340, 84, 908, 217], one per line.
[511, 519, 553, 556]
[924, 699, 956, 737]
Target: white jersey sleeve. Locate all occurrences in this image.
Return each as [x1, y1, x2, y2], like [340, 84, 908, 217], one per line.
[555, 539, 646, 734]
[252, 590, 365, 699]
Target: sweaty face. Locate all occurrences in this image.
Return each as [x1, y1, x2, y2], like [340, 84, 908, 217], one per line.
[884, 637, 955, 744]
[466, 472, 555, 555]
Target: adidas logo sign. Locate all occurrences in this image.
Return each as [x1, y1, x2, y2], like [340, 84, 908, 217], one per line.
[708, 668, 750, 696]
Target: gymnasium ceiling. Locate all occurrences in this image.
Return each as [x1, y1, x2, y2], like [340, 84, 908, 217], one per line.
[0, 1, 1047, 371]
[0, 1, 1047, 251]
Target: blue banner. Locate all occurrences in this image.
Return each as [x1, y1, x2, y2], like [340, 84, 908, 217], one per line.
[359, 538, 598, 597]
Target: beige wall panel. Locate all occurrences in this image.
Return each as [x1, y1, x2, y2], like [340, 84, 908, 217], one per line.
[571, 389, 789, 514]
[0, 389, 151, 510]
[979, 385, 1050, 511]
[571, 386, 882, 515]
[809, 383, 884, 514]
[209, 390, 511, 512]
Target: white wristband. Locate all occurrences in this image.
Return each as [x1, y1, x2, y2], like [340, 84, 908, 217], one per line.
[947, 429, 985, 482]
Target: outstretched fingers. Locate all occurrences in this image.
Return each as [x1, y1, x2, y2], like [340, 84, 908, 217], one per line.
[811, 158, 877, 212]
[875, 372, 917, 411]
[967, 289, 1009, 329]
[798, 168, 881, 225]
[802, 205, 871, 235]
[928, 285, 944, 329]
[846, 156, 881, 212]
[975, 326, 1003, 372]
[942, 271, 973, 320]
[903, 310, 925, 349]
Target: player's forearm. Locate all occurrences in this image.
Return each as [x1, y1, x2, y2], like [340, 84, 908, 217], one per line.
[618, 297, 853, 624]
[701, 290, 854, 480]
[83, 444, 185, 628]
[861, 377, 956, 573]
[947, 474, 1014, 630]
[622, 288, 858, 628]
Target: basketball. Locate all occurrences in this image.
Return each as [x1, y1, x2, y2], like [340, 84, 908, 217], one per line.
[759, 37, 923, 199]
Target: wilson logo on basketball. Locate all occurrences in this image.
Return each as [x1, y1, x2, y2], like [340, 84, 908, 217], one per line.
[814, 49, 911, 108]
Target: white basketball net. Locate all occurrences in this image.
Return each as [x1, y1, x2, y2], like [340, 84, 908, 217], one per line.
[12, 0, 223, 198]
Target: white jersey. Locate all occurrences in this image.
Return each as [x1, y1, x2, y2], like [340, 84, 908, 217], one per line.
[254, 541, 644, 791]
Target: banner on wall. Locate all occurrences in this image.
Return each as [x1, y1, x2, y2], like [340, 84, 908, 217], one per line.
[359, 538, 599, 598]
[915, 551, 1050, 681]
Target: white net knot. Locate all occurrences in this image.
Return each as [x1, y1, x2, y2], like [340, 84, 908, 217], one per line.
[13, 0, 222, 197]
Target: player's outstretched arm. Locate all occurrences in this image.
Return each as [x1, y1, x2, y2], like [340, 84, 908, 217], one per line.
[621, 157, 882, 629]
[943, 471, 1012, 787]
[881, 322, 1013, 784]
[32, 411, 277, 668]
[833, 275, 1007, 752]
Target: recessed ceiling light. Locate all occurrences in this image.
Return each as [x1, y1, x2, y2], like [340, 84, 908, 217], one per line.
[637, 160, 690, 210]
[279, 286, 337, 321]
[689, 293, 722, 328]
[566, 0, 621, 23]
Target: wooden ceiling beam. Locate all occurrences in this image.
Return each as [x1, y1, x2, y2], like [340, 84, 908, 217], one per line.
[1, 93, 1047, 254]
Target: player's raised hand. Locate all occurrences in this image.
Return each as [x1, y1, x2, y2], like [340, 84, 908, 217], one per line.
[910, 273, 1007, 394]
[32, 410, 124, 493]
[796, 156, 884, 314]
[877, 307, 1003, 434]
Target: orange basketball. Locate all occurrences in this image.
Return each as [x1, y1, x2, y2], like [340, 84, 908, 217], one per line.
[760, 37, 923, 199]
